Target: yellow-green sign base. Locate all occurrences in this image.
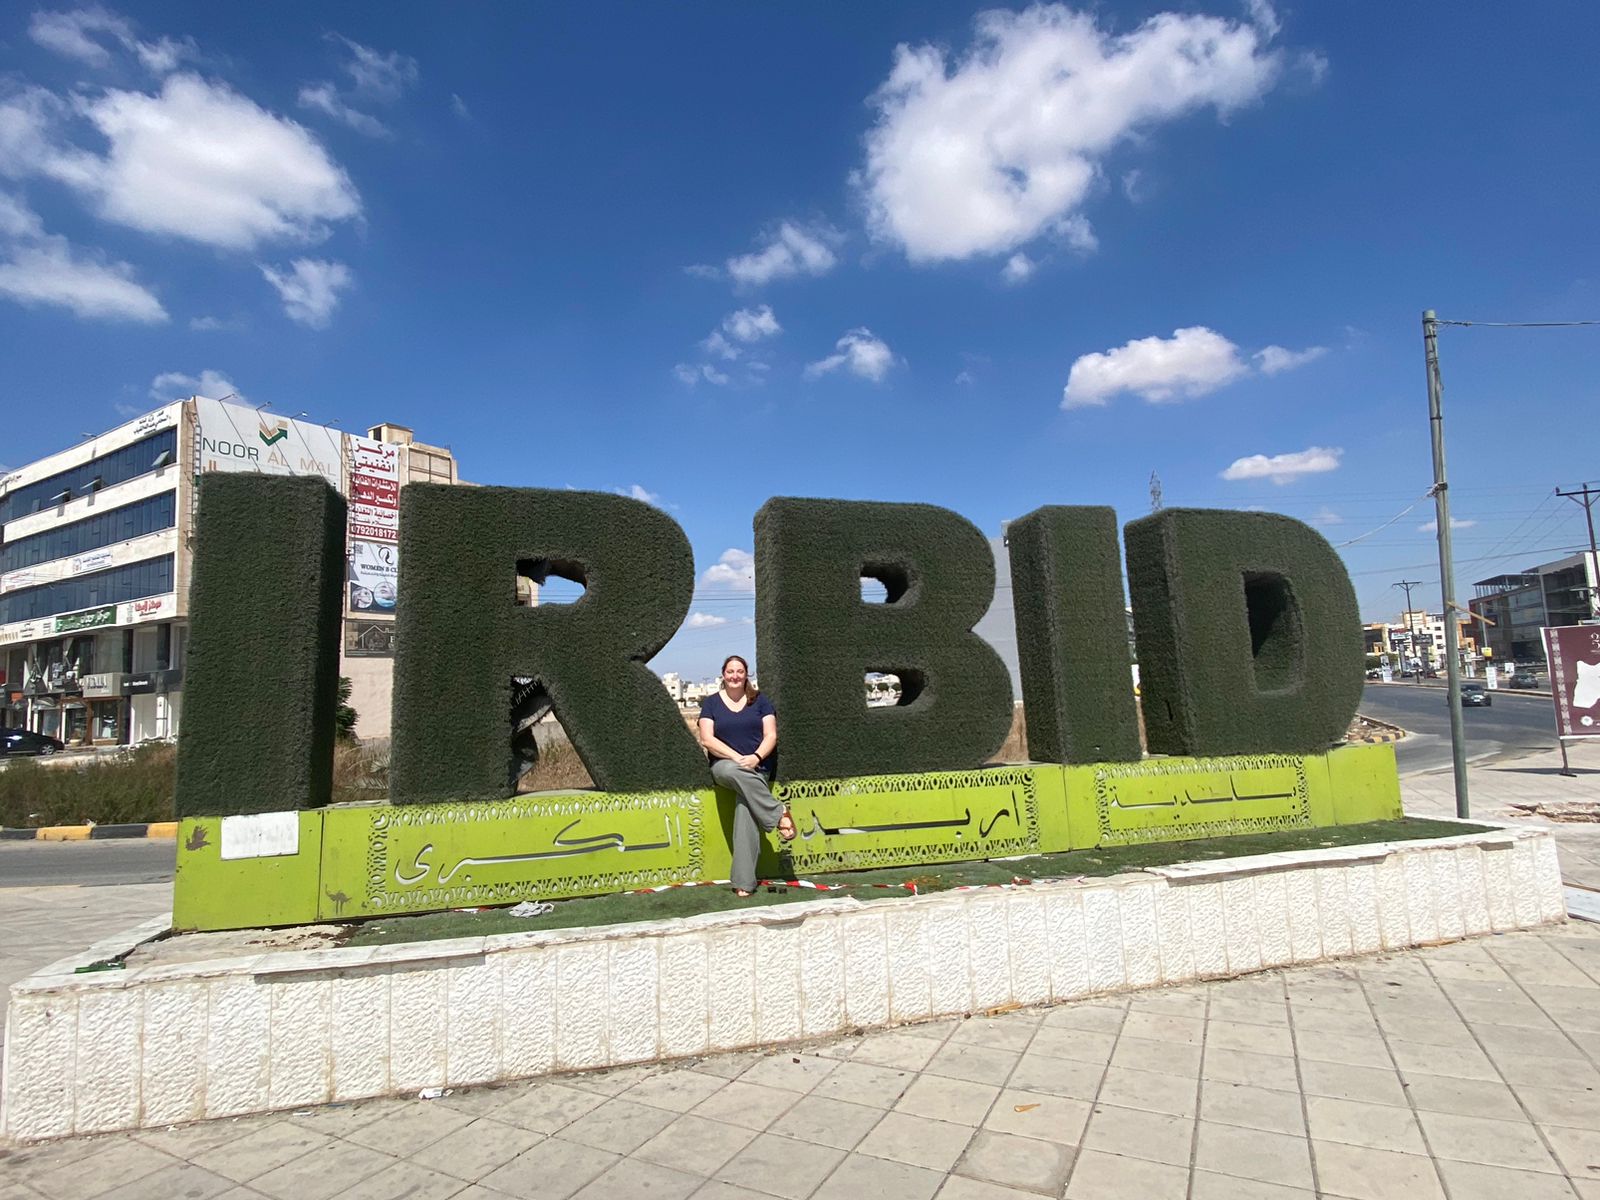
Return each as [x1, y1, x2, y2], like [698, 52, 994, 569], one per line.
[174, 744, 1401, 932]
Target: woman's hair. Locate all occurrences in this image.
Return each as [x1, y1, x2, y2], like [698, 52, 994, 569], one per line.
[721, 654, 758, 700]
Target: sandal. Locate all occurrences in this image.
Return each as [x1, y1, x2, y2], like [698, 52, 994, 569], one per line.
[776, 811, 797, 842]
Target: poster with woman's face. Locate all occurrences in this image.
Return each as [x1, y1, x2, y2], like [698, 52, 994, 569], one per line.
[348, 541, 399, 613]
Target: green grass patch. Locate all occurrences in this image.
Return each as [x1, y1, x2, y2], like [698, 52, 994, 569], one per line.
[345, 817, 1487, 946]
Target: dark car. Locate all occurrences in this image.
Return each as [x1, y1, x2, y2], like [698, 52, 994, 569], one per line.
[1509, 674, 1540, 690]
[1456, 683, 1491, 708]
[0, 729, 64, 756]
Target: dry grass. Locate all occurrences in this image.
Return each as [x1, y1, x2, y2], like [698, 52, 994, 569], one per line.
[516, 739, 595, 792]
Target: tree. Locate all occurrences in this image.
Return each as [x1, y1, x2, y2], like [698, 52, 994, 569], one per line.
[336, 676, 359, 742]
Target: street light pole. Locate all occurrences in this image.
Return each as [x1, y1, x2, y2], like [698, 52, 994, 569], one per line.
[1423, 310, 1469, 819]
[1393, 579, 1422, 681]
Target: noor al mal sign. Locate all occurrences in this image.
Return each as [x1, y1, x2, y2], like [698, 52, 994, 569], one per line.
[170, 477, 1398, 932]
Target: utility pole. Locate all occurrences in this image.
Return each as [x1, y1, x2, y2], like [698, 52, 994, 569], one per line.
[1392, 579, 1422, 681]
[1423, 310, 1469, 818]
[1556, 482, 1600, 618]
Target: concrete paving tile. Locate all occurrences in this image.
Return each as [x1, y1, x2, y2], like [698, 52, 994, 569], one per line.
[1400, 1072, 1523, 1122]
[634, 1114, 758, 1176]
[948, 1012, 1042, 1052]
[1194, 1120, 1313, 1190]
[1207, 998, 1290, 1028]
[1081, 1104, 1193, 1167]
[1435, 1159, 1585, 1200]
[1494, 1052, 1600, 1091]
[1127, 989, 1209, 1018]
[981, 1088, 1092, 1146]
[1416, 1109, 1563, 1173]
[904, 1018, 963, 1041]
[1374, 1014, 1477, 1049]
[1293, 1030, 1394, 1070]
[713, 1132, 844, 1200]
[692, 1051, 765, 1080]
[856, 1112, 975, 1172]
[1005, 1050, 1104, 1101]
[341, 1102, 476, 1156]
[778, 1094, 886, 1150]
[135, 1114, 283, 1157]
[250, 1142, 400, 1200]
[852, 1032, 945, 1072]
[1478, 1022, 1581, 1059]
[408, 1116, 546, 1180]
[565, 1064, 663, 1097]
[1121, 1010, 1205, 1046]
[1536, 1124, 1600, 1182]
[1201, 1080, 1307, 1135]
[479, 1138, 619, 1200]
[1041, 1001, 1126, 1034]
[1310, 1140, 1446, 1200]
[812, 1153, 944, 1200]
[1290, 1005, 1379, 1037]
[1189, 1169, 1315, 1199]
[893, 1074, 1001, 1127]
[187, 1119, 335, 1183]
[1386, 1040, 1500, 1083]
[687, 1183, 778, 1200]
[570, 1156, 703, 1200]
[281, 1099, 394, 1138]
[1026, 1025, 1116, 1065]
[492, 1082, 609, 1133]
[26, 1141, 180, 1200]
[1062, 1149, 1187, 1200]
[1206, 1020, 1295, 1058]
[437, 1084, 532, 1117]
[690, 1080, 801, 1131]
[954, 1129, 1076, 1195]
[1453, 999, 1557, 1030]
[91, 1163, 237, 1200]
[924, 1041, 1019, 1087]
[931, 1177, 1041, 1200]
[1202, 1046, 1300, 1093]
[1516, 1084, 1600, 1130]
[1096, 1065, 1199, 1118]
[1305, 1095, 1427, 1154]
[619, 1069, 729, 1113]
[737, 1053, 839, 1094]
[330, 1160, 468, 1200]
[556, 1098, 679, 1154]
[809, 1059, 918, 1109]
[1111, 1035, 1202, 1078]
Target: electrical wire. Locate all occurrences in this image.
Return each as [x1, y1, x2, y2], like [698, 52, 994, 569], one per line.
[1333, 492, 1433, 549]
[1436, 319, 1600, 328]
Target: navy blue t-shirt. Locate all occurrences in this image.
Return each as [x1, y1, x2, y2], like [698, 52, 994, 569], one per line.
[700, 691, 775, 762]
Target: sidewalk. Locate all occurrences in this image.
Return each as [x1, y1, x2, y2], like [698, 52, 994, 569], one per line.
[4, 744, 1600, 1200]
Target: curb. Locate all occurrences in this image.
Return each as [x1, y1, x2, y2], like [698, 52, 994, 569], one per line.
[1351, 716, 1406, 745]
[0, 821, 177, 842]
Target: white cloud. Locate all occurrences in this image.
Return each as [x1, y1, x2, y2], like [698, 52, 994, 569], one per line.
[1254, 343, 1327, 374]
[1063, 326, 1247, 407]
[29, 7, 193, 73]
[260, 258, 352, 328]
[805, 327, 898, 383]
[723, 304, 781, 342]
[189, 314, 240, 331]
[1001, 252, 1035, 284]
[1417, 517, 1477, 533]
[0, 191, 165, 322]
[3, 74, 360, 252]
[297, 83, 390, 139]
[149, 369, 241, 402]
[700, 330, 739, 360]
[1220, 445, 1343, 485]
[725, 221, 840, 287]
[617, 483, 663, 507]
[701, 548, 755, 594]
[450, 94, 470, 120]
[1121, 168, 1149, 203]
[333, 35, 418, 101]
[686, 612, 730, 629]
[857, 5, 1281, 263]
[1312, 506, 1343, 526]
[674, 362, 731, 387]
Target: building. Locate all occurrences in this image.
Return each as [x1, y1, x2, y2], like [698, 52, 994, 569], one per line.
[0, 402, 464, 748]
[1471, 552, 1599, 666]
[1364, 612, 1479, 674]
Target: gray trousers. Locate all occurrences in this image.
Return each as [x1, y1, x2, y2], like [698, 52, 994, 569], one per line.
[711, 758, 785, 892]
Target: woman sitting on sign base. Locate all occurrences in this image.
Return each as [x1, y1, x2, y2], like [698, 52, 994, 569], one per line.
[699, 654, 796, 896]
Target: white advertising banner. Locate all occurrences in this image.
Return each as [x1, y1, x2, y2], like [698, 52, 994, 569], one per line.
[119, 592, 178, 625]
[348, 541, 399, 614]
[195, 398, 343, 488]
[347, 436, 400, 542]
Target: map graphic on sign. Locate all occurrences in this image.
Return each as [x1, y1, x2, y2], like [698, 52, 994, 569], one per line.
[1543, 625, 1600, 738]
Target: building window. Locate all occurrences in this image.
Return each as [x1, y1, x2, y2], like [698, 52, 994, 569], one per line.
[0, 555, 175, 624]
[0, 492, 176, 573]
[0, 429, 178, 525]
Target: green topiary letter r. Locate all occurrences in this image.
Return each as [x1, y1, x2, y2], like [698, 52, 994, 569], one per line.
[389, 485, 707, 802]
[754, 497, 1013, 780]
[1124, 508, 1363, 756]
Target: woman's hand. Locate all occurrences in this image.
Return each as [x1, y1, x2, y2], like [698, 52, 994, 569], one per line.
[737, 753, 761, 770]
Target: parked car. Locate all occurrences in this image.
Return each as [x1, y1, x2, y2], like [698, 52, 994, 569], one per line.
[1456, 683, 1491, 708]
[1509, 674, 1540, 690]
[0, 729, 64, 756]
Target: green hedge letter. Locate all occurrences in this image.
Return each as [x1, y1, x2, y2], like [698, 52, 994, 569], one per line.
[754, 497, 1013, 780]
[1124, 508, 1364, 756]
[390, 486, 707, 802]
[175, 474, 346, 818]
[1007, 506, 1141, 764]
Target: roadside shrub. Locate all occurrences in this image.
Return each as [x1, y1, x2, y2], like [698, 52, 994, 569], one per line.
[0, 744, 177, 828]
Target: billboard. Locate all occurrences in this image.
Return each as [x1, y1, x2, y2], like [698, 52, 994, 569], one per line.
[195, 398, 343, 489]
[347, 435, 400, 542]
[348, 540, 399, 613]
[1544, 624, 1600, 739]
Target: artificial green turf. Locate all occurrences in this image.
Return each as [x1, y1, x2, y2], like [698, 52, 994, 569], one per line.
[344, 817, 1487, 946]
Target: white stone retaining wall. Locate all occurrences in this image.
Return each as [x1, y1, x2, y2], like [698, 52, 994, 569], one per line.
[1, 824, 1565, 1142]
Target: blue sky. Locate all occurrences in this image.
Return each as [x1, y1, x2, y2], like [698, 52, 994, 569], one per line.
[2, 2, 1597, 679]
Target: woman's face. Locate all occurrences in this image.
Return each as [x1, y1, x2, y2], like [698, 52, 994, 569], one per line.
[722, 659, 747, 691]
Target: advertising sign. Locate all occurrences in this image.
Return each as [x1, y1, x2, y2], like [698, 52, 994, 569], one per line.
[348, 540, 399, 613]
[1486, 665, 1498, 689]
[119, 592, 177, 625]
[70, 549, 114, 576]
[1543, 625, 1600, 739]
[195, 397, 343, 489]
[53, 605, 116, 633]
[347, 436, 400, 542]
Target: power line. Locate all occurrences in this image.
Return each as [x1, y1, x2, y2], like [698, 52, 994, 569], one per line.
[1436, 319, 1600, 328]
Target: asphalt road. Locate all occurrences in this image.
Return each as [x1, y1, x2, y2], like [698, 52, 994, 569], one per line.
[0, 838, 175, 888]
[1360, 681, 1561, 775]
